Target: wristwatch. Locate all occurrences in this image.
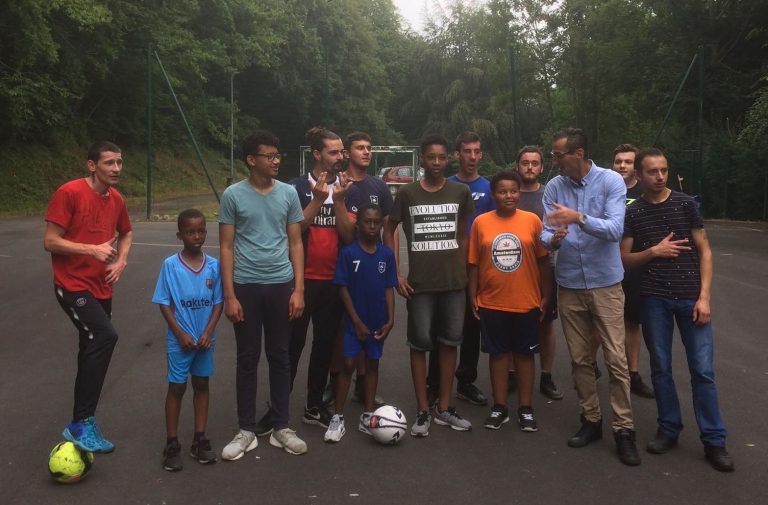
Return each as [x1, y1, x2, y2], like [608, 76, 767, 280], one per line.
[578, 213, 588, 227]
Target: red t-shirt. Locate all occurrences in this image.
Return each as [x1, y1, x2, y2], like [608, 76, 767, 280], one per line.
[45, 178, 132, 299]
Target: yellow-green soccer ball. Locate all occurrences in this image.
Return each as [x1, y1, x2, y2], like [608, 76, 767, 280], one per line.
[48, 441, 94, 484]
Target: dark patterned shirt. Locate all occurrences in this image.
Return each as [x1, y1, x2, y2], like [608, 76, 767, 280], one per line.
[623, 190, 704, 299]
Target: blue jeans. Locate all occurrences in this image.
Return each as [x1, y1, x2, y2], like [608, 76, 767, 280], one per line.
[641, 296, 727, 446]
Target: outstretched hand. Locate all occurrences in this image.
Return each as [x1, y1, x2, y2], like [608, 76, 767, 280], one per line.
[546, 203, 580, 226]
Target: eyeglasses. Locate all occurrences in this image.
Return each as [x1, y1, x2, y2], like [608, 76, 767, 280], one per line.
[253, 152, 284, 162]
[550, 150, 574, 159]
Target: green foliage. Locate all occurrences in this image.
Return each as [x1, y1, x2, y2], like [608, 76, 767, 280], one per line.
[1, 0, 767, 219]
[739, 80, 768, 148]
[0, 144, 232, 217]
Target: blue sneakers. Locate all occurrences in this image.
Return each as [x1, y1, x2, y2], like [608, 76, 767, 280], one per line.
[63, 417, 115, 453]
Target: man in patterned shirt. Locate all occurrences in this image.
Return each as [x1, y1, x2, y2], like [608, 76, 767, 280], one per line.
[621, 147, 733, 472]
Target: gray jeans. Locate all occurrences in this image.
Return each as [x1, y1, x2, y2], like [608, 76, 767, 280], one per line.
[406, 289, 466, 351]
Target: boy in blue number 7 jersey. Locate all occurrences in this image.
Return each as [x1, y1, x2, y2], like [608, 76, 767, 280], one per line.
[324, 204, 397, 443]
[152, 209, 223, 471]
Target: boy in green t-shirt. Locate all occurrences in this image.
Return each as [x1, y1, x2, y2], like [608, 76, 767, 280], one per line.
[384, 134, 475, 437]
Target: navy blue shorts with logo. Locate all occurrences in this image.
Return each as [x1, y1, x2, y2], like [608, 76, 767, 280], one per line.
[479, 307, 540, 355]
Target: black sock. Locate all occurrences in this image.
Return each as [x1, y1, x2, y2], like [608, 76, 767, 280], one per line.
[193, 431, 205, 441]
[166, 436, 178, 445]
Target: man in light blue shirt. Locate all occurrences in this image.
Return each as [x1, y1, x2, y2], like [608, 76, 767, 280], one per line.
[541, 128, 639, 466]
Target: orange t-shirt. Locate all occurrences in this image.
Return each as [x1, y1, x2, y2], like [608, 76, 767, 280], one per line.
[468, 210, 548, 313]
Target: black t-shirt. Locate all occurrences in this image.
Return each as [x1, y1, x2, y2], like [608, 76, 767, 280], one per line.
[626, 183, 642, 205]
[623, 191, 704, 299]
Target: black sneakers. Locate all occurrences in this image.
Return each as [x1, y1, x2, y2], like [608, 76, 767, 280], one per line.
[646, 428, 678, 454]
[190, 437, 217, 464]
[630, 373, 655, 399]
[517, 406, 538, 432]
[456, 382, 488, 406]
[163, 440, 182, 472]
[302, 405, 332, 428]
[540, 372, 564, 400]
[483, 405, 510, 430]
[614, 429, 641, 466]
[567, 415, 602, 448]
[705, 445, 735, 472]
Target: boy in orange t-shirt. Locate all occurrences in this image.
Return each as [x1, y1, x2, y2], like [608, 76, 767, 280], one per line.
[468, 171, 551, 432]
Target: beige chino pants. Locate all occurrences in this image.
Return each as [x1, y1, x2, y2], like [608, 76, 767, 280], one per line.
[558, 283, 634, 431]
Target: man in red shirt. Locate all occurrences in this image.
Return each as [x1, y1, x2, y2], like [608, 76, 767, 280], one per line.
[44, 141, 133, 454]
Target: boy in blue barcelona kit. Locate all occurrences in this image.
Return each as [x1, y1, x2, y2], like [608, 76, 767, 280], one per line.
[324, 204, 397, 442]
[152, 209, 224, 471]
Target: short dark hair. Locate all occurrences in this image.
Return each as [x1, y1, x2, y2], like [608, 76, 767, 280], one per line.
[634, 147, 666, 173]
[241, 130, 280, 163]
[454, 131, 481, 152]
[356, 202, 382, 220]
[516, 145, 543, 165]
[344, 131, 372, 150]
[87, 141, 121, 163]
[490, 170, 522, 192]
[306, 127, 341, 152]
[420, 134, 450, 154]
[177, 208, 205, 231]
[613, 143, 639, 159]
[553, 128, 588, 157]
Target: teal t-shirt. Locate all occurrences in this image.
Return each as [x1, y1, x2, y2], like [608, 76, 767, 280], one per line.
[219, 179, 303, 284]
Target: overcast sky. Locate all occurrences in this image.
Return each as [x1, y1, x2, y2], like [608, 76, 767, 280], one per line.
[392, 0, 431, 32]
[392, 1, 487, 33]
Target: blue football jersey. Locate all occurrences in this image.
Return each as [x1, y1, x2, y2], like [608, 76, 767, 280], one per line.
[152, 253, 223, 351]
[333, 241, 397, 333]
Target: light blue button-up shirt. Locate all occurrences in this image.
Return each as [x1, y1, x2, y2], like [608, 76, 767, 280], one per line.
[540, 161, 626, 289]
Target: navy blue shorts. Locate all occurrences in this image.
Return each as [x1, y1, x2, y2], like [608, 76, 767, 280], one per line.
[479, 308, 541, 356]
[622, 273, 642, 325]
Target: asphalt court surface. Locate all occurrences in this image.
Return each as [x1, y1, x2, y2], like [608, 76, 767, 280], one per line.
[0, 216, 766, 505]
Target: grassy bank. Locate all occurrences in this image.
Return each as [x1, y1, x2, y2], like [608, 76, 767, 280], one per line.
[0, 144, 247, 218]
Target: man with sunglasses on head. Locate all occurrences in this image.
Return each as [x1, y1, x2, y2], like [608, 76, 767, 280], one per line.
[541, 128, 640, 466]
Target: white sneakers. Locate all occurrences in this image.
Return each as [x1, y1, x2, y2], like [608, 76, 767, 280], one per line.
[324, 414, 346, 443]
[270, 428, 308, 455]
[221, 429, 258, 461]
[222, 427, 307, 458]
